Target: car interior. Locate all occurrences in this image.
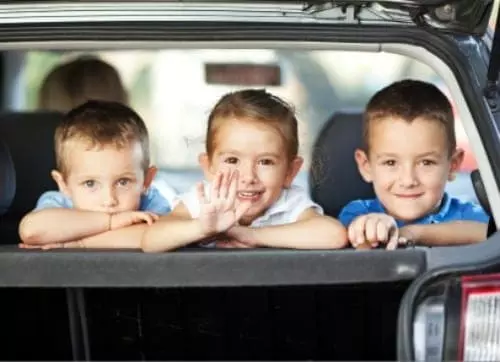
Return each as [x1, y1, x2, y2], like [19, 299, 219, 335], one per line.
[0, 0, 498, 360]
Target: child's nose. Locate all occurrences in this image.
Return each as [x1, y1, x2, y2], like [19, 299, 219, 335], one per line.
[102, 187, 118, 207]
[239, 163, 257, 185]
[399, 166, 418, 187]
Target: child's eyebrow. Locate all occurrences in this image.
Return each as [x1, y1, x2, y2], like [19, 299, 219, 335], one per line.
[416, 151, 442, 157]
[218, 150, 281, 158]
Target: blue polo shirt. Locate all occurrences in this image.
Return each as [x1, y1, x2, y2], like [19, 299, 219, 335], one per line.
[338, 193, 489, 227]
[34, 185, 171, 215]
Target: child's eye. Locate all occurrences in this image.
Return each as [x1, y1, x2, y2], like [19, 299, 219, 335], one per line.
[382, 160, 396, 166]
[117, 178, 132, 186]
[224, 157, 238, 164]
[83, 180, 96, 188]
[259, 159, 275, 166]
[421, 159, 437, 166]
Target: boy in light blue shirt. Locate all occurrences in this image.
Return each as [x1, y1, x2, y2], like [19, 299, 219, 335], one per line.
[338, 80, 488, 249]
[19, 100, 171, 249]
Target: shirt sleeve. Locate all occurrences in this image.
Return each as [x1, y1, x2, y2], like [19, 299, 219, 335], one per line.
[286, 186, 324, 222]
[141, 186, 172, 215]
[172, 184, 201, 218]
[35, 191, 72, 210]
[338, 200, 371, 226]
[459, 202, 490, 223]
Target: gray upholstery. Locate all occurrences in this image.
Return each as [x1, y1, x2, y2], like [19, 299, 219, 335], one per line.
[0, 112, 63, 243]
[0, 139, 15, 216]
[309, 110, 375, 217]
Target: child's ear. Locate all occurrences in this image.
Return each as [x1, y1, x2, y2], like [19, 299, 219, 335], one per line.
[143, 166, 157, 190]
[51, 170, 70, 196]
[448, 148, 464, 181]
[354, 149, 373, 183]
[198, 153, 214, 181]
[284, 157, 303, 187]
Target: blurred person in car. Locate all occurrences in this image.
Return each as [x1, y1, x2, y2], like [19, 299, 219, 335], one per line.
[38, 56, 129, 112]
[38, 55, 177, 206]
[18, 100, 171, 249]
[141, 89, 348, 252]
[339, 79, 489, 250]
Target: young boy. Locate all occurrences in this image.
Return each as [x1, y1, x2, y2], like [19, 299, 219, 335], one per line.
[338, 80, 489, 250]
[19, 100, 171, 249]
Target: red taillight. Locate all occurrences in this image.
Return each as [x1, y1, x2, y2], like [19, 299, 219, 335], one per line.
[459, 274, 500, 361]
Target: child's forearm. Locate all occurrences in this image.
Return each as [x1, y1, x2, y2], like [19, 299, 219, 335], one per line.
[401, 221, 488, 246]
[229, 216, 348, 249]
[141, 215, 210, 252]
[19, 209, 110, 244]
[78, 224, 148, 249]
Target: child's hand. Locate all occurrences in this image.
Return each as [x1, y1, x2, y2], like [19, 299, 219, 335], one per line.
[348, 213, 400, 250]
[110, 211, 159, 230]
[197, 170, 252, 236]
[215, 239, 253, 249]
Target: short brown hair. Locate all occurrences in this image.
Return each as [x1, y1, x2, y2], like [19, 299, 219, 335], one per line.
[38, 56, 128, 113]
[363, 79, 455, 154]
[206, 89, 298, 159]
[55, 100, 149, 175]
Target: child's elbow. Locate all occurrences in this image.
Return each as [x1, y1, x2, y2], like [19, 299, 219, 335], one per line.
[140, 233, 163, 253]
[18, 215, 43, 244]
[324, 217, 349, 249]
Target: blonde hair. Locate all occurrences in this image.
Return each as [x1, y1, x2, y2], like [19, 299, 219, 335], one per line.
[55, 100, 149, 176]
[206, 89, 298, 160]
[38, 56, 128, 113]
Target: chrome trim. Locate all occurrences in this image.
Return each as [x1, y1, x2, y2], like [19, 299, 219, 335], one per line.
[413, 296, 446, 362]
[0, 2, 404, 25]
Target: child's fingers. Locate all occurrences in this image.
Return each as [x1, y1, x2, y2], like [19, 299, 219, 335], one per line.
[216, 239, 252, 249]
[142, 213, 155, 225]
[220, 169, 233, 200]
[225, 170, 238, 208]
[376, 221, 389, 243]
[386, 226, 400, 250]
[350, 216, 368, 247]
[212, 171, 223, 200]
[234, 200, 252, 222]
[364, 217, 379, 244]
[196, 182, 207, 204]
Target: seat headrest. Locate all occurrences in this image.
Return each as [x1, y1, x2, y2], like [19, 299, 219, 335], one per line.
[0, 112, 63, 217]
[309, 110, 375, 217]
[0, 139, 15, 215]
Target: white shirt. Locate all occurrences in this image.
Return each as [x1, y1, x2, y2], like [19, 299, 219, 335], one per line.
[175, 183, 323, 227]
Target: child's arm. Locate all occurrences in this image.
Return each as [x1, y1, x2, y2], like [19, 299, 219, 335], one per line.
[400, 221, 488, 246]
[19, 209, 111, 245]
[141, 171, 252, 253]
[226, 208, 348, 249]
[19, 208, 157, 245]
[25, 223, 152, 250]
[141, 203, 212, 252]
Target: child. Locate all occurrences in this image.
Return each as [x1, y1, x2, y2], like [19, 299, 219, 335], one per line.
[19, 100, 171, 249]
[141, 89, 347, 252]
[338, 79, 489, 250]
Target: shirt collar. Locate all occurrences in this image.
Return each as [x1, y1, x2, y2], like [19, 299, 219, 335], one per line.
[251, 188, 289, 224]
[372, 193, 452, 226]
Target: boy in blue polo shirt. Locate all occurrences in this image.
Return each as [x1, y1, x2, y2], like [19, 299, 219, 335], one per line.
[19, 100, 171, 249]
[339, 80, 488, 249]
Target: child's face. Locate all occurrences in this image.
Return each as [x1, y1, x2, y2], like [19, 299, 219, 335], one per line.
[200, 119, 302, 225]
[52, 140, 156, 213]
[355, 117, 463, 222]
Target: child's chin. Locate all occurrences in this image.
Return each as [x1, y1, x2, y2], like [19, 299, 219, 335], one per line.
[392, 209, 428, 222]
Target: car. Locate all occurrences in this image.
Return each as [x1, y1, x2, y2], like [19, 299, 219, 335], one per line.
[0, 0, 498, 361]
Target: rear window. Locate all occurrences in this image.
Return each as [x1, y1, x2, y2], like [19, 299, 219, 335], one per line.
[20, 48, 478, 202]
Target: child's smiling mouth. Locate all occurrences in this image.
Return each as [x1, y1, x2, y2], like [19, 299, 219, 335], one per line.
[394, 193, 424, 199]
[237, 190, 264, 201]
